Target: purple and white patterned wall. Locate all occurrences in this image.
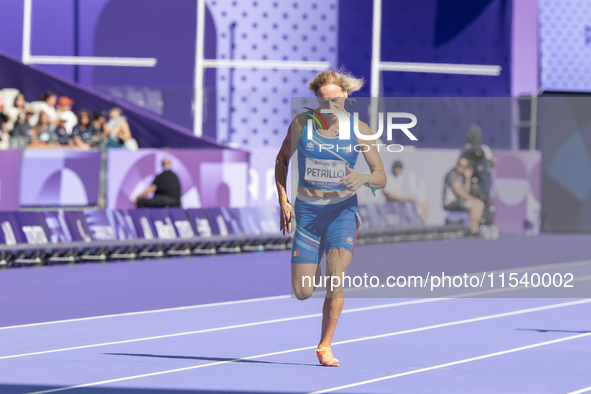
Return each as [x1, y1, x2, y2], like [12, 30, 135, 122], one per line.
[539, 0, 591, 92]
[205, 0, 338, 146]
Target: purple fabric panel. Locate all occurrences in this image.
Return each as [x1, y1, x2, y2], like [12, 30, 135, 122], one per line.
[107, 149, 249, 209]
[20, 150, 100, 206]
[0, 50, 229, 149]
[64, 151, 101, 205]
[491, 150, 542, 235]
[511, 0, 538, 96]
[0, 150, 22, 211]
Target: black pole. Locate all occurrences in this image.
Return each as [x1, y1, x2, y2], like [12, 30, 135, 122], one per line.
[73, 0, 80, 83]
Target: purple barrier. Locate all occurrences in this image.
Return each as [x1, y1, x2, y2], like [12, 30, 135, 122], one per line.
[41, 211, 73, 243]
[63, 211, 92, 242]
[237, 207, 281, 235]
[106, 210, 138, 240]
[186, 209, 215, 238]
[20, 150, 101, 206]
[10, 212, 50, 246]
[83, 210, 117, 241]
[0, 150, 22, 211]
[0, 212, 20, 245]
[127, 209, 157, 240]
[168, 208, 195, 239]
[107, 149, 249, 209]
[206, 207, 243, 236]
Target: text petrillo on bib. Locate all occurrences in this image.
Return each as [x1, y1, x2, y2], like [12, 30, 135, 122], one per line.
[304, 158, 347, 187]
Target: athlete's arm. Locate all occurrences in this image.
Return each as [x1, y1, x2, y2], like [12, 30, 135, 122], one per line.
[275, 114, 305, 235]
[341, 121, 386, 191]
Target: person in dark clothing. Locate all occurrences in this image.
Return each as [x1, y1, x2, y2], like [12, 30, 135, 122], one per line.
[460, 124, 496, 197]
[133, 158, 182, 208]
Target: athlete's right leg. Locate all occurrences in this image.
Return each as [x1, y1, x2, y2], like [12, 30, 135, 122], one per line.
[290, 197, 325, 300]
[291, 263, 321, 300]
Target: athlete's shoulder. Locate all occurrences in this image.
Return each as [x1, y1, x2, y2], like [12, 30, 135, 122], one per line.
[355, 119, 373, 136]
[290, 112, 309, 134]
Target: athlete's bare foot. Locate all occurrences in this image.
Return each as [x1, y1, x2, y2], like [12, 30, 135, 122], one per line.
[316, 345, 339, 367]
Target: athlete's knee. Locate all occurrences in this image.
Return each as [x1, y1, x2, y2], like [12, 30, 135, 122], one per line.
[293, 286, 314, 300]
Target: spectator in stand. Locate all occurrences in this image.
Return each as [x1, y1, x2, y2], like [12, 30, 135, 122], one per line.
[93, 110, 107, 136]
[30, 110, 55, 147]
[0, 96, 9, 149]
[6, 93, 29, 130]
[383, 160, 429, 222]
[133, 158, 181, 208]
[10, 108, 34, 148]
[55, 96, 77, 134]
[103, 107, 138, 150]
[39, 91, 58, 124]
[443, 157, 485, 235]
[52, 117, 73, 147]
[72, 109, 96, 150]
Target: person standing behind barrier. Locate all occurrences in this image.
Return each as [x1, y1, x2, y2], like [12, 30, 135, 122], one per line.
[383, 160, 429, 222]
[443, 157, 484, 235]
[460, 124, 496, 197]
[133, 158, 181, 208]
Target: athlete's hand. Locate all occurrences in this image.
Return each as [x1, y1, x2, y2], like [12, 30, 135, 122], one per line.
[280, 202, 293, 236]
[341, 167, 366, 191]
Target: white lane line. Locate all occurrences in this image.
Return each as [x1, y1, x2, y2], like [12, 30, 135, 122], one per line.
[0, 299, 443, 360]
[6, 259, 591, 331]
[568, 386, 591, 394]
[0, 295, 291, 331]
[24, 299, 591, 394]
[310, 332, 591, 393]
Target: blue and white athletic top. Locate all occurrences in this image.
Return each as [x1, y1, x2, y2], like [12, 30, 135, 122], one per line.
[297, 111, 359, 191]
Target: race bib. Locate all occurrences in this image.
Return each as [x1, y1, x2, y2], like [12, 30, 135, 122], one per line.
[304, 158, 347, 186]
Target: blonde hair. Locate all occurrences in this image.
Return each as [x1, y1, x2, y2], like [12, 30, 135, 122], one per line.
[307, 68, 365, 96]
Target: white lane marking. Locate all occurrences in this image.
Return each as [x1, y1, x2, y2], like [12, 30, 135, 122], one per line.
[0, 299, 444, 360]
[310, 332, 591, 393]
[568, 386, 591, 394]
[24, 299, 591, 394]
[0, 295, 291, 331]
[5, 259, 591, 331]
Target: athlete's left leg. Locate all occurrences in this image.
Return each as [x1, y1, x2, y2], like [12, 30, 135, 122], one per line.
[320, 247, 352, 343]
[316, 196, 359, 366]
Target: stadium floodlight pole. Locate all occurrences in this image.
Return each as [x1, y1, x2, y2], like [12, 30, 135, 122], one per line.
[370, 0, 383, 133]
[22, 0, 32, 65]
[193, 0, 206, 137]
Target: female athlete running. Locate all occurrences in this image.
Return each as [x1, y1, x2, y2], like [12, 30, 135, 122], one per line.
[275, 69, 386, 366]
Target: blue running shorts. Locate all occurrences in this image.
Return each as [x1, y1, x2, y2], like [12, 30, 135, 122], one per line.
[291, 193, 359, 264]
